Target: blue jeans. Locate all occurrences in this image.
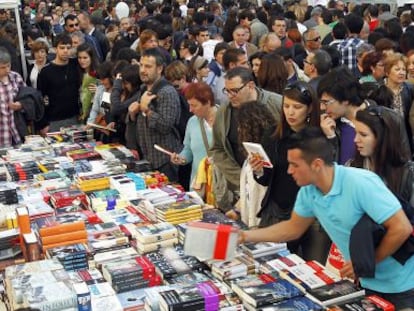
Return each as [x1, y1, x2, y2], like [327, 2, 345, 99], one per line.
[365, 288, 414, 310]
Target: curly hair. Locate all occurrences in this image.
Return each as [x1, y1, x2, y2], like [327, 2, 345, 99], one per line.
[238, 101, 277, 156]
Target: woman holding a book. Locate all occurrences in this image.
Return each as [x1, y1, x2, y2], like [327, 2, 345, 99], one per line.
[249, 81, 331, 263]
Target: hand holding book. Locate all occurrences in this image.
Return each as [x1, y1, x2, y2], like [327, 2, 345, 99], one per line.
[243, 142, 273, 169]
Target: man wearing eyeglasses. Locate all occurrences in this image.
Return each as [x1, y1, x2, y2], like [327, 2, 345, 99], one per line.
[295, 29, 322, 70]
[64, 14, 103, 61]
[209, 67, 282, 215]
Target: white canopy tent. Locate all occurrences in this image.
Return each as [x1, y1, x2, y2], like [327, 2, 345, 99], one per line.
[0, 0, 27, 80]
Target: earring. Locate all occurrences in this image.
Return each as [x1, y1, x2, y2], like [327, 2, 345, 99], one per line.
[306, 114, 310, 123]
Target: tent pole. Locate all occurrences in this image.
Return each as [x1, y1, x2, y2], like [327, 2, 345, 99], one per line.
[14, 5, 27, 80]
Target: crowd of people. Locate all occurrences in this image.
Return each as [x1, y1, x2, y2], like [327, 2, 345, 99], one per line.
[1, 0, 414, 308]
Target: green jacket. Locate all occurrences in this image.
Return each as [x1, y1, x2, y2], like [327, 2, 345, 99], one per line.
[209, 87, 282, 190]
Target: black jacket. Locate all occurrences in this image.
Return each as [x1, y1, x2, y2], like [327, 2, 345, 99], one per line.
[14, 86, 45, 138]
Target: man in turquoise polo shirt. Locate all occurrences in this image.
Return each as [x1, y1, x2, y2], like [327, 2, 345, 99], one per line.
[243, 127, 414, 310]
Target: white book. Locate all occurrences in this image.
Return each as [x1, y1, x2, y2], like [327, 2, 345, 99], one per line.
[242, 142, 273, 168]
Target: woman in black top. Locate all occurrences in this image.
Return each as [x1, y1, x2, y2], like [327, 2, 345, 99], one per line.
[250, 81, 331, 262]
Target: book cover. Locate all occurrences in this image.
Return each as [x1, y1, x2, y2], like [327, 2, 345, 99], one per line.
[158, 287, 205, 311]
[327, 295, 395, 311]
[42, 238, 88, 252]
[238, 278, 304, 307]
[242, 142, 273, 168]
[251, 296, 324, 311]
[134, 222, 178, 244]
[24, 281, 77, 310]
[306, 279, 366, 307]
[46, 243, 87, 261]
[184, 222, 239, 261]
[242, 242, 288, 256]
[73, 281, 92, 311]
[116, 288, 146, 311]
[136, 238, 178, 254]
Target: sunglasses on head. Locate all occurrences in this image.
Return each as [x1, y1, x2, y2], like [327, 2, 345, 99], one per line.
[285, 82, 312, 104]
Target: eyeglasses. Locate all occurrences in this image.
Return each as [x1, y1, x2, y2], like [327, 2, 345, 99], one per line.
[179, 46, 186, 50]
[303, 59, 313, 65]
[320, 98, 336, 106]
[68, 23, 79, 28]
[222, 81, 249, 96]
[307, 36, 321, 42]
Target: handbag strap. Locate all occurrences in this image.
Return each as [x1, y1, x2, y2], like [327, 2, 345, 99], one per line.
[198, 117, 209, 154]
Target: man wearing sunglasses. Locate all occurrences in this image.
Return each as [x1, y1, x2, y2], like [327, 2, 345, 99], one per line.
[64, 14, 103, 61]
[209, 67, 282, 216]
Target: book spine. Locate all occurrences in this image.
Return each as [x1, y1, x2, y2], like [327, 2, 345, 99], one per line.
[30, 295, 77, 311]
[112, 278, 150, 293]
[39, 221, 86, 237]
[136, 231, 178, 244]
[41, 230, 87, 245]
[42, 238, 88, 252]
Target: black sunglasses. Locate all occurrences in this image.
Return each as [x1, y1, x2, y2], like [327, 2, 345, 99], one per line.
[307, 36, 321, 42]
[68, 23, 79, 28]
[285, 82, 312, 104]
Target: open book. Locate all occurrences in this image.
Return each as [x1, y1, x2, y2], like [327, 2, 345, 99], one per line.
[242, 142, 273, 168]
[87, 123, 117, 133]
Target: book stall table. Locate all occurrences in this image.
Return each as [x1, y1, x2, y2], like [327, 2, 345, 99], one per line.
[0, 129, 396, 311]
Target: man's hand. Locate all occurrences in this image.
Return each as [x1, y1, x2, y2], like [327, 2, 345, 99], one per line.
[320, 113, 336, 138]
[339, 261, 356, 280]
[140, 91, 157, 113]
[9, 101, 22, 111]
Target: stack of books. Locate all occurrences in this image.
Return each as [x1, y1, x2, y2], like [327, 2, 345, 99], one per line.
[110, 175, 136, 198]
[87, 189, 130, 212]
[48, 188, 88, 209]
[145, 245, 206, 281]
[154, 200, 202, 225]
[35, 219, 87, 252]
[211, 255, 258, 281]
[305, 279, 366, 307]
[94, 143, 135, 161]
[241, 241, 288, 259]
[0, 182, 18, 205]
[131, 222, 178, 254]
[93, 247, 139, 268]
[326, 294, 395, 311]
[45, 243, 89, 271]
[87, 228, 130, 254]
[60, 125, 94, 143]
[66, 148, 101, 161]
[75, 172, 110, 192]
[101, 256, 161, 293]
[5, 161, 42, 181]
[125, 172, 146, 191]
[231, 273, 305, 310]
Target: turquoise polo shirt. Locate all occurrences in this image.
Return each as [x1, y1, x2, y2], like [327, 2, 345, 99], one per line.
[294, 163, 414, 293]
